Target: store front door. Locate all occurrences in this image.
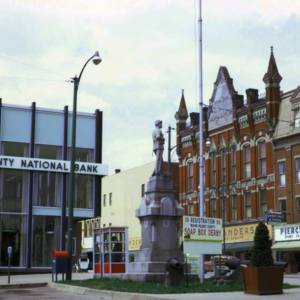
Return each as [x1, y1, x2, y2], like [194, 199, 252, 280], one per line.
[0, 231, 20, 266]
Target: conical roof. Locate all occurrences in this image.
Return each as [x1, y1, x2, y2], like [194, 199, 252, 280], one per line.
[263, 46, 282, 84]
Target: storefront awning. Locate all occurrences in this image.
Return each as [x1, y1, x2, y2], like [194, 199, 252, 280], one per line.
[272, 241, 300, 251]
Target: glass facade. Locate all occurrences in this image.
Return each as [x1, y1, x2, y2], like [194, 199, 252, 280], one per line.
[0, 214, 27, 266]
[32, 216, 60, 266]
[0, 141, 96, 267]
[0, 142, 29, 266]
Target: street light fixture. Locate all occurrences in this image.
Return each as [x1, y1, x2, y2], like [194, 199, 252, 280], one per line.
[66, 51, 102, 280]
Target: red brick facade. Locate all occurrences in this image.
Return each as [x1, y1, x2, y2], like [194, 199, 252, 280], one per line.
[175, 49, 300, 226]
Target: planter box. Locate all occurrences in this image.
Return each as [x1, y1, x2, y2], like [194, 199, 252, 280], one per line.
[242, 266, 284, 295]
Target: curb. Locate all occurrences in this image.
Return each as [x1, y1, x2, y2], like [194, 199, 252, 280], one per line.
[0, 282, 48, 289]
[48, 282, 170, 300]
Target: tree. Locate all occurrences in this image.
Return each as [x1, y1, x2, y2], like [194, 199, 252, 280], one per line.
[251, 222, 273, 267]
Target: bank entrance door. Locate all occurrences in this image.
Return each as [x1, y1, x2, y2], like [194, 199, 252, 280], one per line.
[0, 230, 20, 266]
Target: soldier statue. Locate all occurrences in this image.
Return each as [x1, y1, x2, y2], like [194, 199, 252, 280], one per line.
[152, 120, 165, 175]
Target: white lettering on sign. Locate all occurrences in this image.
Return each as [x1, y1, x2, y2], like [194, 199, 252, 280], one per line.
[274, 224, 300, 242]
[183, 215, 223, 242]
[0, 155, 108, 176]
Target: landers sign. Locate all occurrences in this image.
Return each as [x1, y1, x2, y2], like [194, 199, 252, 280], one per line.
[0, 155, 108, 176]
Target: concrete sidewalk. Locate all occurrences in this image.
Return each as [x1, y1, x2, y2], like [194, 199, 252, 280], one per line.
[0, 271, 93, 286]
[1, 272, 300, 300]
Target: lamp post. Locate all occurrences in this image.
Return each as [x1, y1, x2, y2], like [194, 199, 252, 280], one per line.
[66, 51, 101, 280]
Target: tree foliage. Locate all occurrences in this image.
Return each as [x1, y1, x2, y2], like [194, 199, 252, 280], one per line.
[251, 222, 273, 267]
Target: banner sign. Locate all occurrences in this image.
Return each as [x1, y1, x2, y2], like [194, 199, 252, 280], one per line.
[225, 223, 272, 243]
[183, 216, 223, 242]
[274, 223, 300, 242]
[0, 155, 108, 176]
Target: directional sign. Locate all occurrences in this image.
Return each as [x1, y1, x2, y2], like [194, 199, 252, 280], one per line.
[264, 210, 283, 224]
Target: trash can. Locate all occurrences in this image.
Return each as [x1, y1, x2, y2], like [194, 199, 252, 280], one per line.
[165, 258, 184, 287]
[52, 250, 68, 282]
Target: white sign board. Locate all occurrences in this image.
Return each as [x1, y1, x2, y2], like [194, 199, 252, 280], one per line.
[183, 216, 222, 255]
[0, 155, 108, 176]
[274, 223, 300, 242]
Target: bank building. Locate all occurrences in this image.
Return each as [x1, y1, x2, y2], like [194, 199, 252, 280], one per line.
[0, 100, 106, 271]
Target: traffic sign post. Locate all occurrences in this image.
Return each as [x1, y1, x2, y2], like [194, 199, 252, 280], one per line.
[7, 246, 12, 284]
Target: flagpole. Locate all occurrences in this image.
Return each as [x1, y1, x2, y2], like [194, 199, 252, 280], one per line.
[198, 0, 205, 284]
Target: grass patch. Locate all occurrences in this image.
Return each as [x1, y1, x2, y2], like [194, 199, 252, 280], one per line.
[63, 277, 299, 294]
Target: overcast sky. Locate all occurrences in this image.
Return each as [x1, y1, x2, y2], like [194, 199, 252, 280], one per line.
[0, 0, 299, 173]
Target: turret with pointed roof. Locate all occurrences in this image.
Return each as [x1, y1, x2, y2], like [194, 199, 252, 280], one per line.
[175, 89, 188, 158]
[264, 47, 282, 132]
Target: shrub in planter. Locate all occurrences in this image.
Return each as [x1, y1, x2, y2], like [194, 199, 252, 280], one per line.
[242, 222, 284, 295]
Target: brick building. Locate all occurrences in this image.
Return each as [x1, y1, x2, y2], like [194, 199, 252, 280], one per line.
[175, 48, 300, 259]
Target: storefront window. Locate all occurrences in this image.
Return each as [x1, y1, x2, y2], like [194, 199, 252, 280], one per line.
[295, 158, 300, 183]
[231, 147, 237, 182]
[244, 192, 252, 220]
[221, 149, 226, 184]
[278, 199, 287, 222]
[243, 144, 251, 179]
[258, 141, 266, 177]
[74, 175, 93, 209]
[187, 160, 193, 192]
[32, 216, 60, 267]
[278, 161, 286, 186]
[0, 214, 27, 266]
[210, 152, 216, 186]
[231, 195, 237, 221]
[210, 198, 217, 218]
[259, 189, 267, 217]
[70, 148, 93, 162]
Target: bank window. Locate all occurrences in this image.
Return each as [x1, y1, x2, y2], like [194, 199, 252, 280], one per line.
[294, 108, 300, 128]
[231, 195, 237, 221]
[259, 189, 267, 217]
[109, 193, 112, 206]
[243, 144, 251, 179]
[258, 141, 266, 177]
[187, 160, 193, 192]
[210, 198, 217, 218]
[69, 148, 93, 162]
[74, 175, 93, 209]
[244, 192, 252, 220]
[2, 141, 28, 157]
[278, 161, 286, 186]
[103, 194, 106, 207]
[221, 149, 226, 184]
[278, 199, 287, 222]
[231, 147, 237, 182]
[210, 152, 216, 186]
[0, 170, 26, 212]
[296, 158, 300, 183]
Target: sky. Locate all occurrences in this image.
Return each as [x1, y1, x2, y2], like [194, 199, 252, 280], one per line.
[0, 0, 299, 174]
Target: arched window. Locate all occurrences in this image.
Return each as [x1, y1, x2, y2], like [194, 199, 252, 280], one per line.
[257, 140, 266, 176]
[231, 146, 237, 181]
[210, 152, 216, 186]
[187, 160, 193, 192]
[220, 148, 226, 184]
[243, 144, 251, 178]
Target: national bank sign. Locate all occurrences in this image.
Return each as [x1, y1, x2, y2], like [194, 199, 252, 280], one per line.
[0, 155, 108, 176]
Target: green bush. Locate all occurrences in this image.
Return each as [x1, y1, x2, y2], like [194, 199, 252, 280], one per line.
[251, 222, 273, 267]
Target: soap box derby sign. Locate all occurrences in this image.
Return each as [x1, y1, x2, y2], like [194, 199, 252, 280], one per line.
[0, 155, 108, 176]
[183, 216, 223, 242]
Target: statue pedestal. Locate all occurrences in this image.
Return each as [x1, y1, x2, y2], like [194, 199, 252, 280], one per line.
[126, 174, 184, 282]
